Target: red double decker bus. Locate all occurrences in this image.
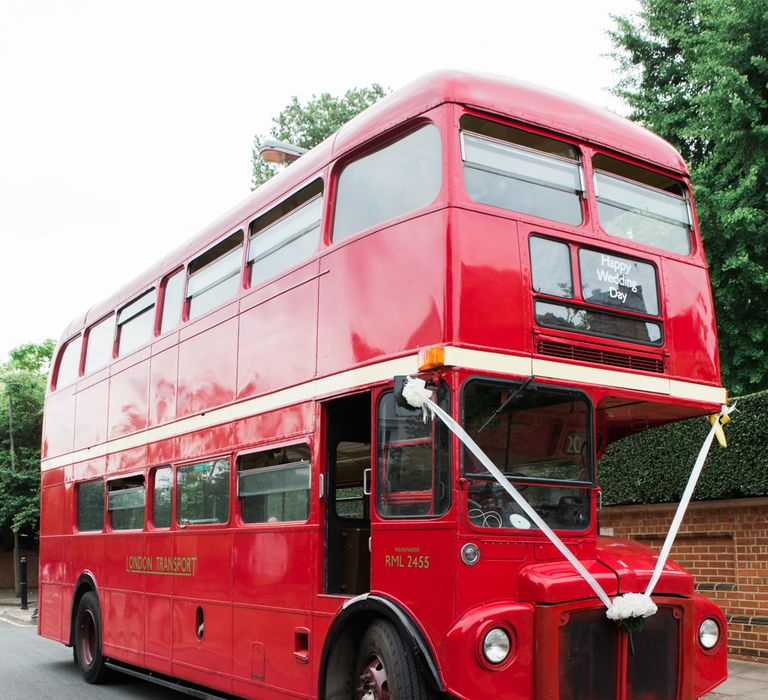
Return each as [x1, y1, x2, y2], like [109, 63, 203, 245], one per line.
[39, 71, 728, 699]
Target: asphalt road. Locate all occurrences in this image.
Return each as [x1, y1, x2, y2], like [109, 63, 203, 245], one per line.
[0, 617, 180, 699]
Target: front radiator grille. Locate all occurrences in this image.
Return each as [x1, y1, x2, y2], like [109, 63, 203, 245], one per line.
[626, 607, 680, 700]
[537, 339, 665, 374]
[557, 606, 680, 700]
[558, 608, 619, 700]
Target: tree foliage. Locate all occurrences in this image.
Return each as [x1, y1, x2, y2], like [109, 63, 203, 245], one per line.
[610, 0, 768, 395]
[0, 340, 54, 535]
[251, 84, 388, 188]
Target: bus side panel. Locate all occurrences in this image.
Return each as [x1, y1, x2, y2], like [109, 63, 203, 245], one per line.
[235, 403, 315, 448]
[101, 533, 146, 667]
[171, 599, 233, 694]
[171, 530, 233, 690]
[106, 444, 147, 475]
[450, 209, 526, 354]
[145, 594, 173, 675]
[73, 375, 109, 451]
[148, 344, 179, 427]
[177, 315, 238, 418]
[232, 529, 313, 611]
[104, 588, 145, 666]
[108, 358, 150, 439]
[39, 472, 67, 642]
[42, 385, 76, 460]
[39, 581, 64, 641]
[177, 423, 235, 464]
[317, 213, 447, 377]
[231, 608, 312, 697]
[144, 530, 175, 675]
[370, 525, 456, 665]
[662, 259, 721, 385]
[40, 474, 65, 536]
[237, 266, 319, 400]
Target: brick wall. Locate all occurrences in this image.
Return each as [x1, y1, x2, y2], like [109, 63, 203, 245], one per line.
[600, 497, 768, 662]
[0, 549, 38, 590]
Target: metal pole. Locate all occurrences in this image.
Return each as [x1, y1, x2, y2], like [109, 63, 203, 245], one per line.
[20, 556, 28, 611]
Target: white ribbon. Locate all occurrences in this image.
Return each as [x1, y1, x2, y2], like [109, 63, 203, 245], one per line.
[401, 376, 734, 621]
[644, 403, 736, 597]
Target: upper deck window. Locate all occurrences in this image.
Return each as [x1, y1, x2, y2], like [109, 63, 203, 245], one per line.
[54, 335, 82, 389]
[332, 124, 442, 242]
[461, 115, 583, 226]
[578, 249, 659, 316]
[187, 231, 243, 320]
[593, 154, 691, 255]
[159, 268, 184, 334]
[248, 180, 323, 286]
[530, 237, 573, 298]
[117, 289, 155, 356]
[84, 314, 116, 375]
[530, 235, 663, 346]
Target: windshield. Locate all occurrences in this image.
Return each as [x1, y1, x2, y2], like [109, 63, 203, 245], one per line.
[461, 379, 591, 531]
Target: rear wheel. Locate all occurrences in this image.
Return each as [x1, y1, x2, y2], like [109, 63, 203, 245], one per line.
[355, 619, 431, 700]
[73, 591, 111, 684]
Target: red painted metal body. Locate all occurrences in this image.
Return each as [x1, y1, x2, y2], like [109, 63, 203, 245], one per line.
[39, 72, 727, 698]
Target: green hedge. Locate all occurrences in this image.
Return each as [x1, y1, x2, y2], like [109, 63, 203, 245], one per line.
[599, 390, 768, 505]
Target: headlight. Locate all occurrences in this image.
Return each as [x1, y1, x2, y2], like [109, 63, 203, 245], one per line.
[699, 618, 720, 649]
[482, 627, 511, 664]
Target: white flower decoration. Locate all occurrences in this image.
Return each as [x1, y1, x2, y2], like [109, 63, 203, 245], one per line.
[606, 592, 658, 621]
[402, 376, 433, 421]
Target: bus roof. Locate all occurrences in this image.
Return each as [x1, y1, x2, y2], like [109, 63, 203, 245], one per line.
[62, 70, 688, 339]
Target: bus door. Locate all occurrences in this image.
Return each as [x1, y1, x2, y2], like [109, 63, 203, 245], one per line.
[323, 392, 372, 596]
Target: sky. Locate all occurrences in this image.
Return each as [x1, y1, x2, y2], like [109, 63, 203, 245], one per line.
[0, 0, 640, 362]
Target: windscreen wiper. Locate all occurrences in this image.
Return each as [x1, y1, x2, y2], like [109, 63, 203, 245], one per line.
[477, 376, 534, 435]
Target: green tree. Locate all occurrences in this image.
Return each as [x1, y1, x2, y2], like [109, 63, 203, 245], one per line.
[0, 340, 54, 536]
[610, 0, 768, 395]
[252, 84, 388, 188]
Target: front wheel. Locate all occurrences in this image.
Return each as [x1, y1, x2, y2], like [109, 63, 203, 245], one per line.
[355, 619, 431, 700]
[73, 591, 111, 684]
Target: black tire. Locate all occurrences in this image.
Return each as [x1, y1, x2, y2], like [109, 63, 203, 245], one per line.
[73, 591, 111, 684]
[355, 619, 431, 700]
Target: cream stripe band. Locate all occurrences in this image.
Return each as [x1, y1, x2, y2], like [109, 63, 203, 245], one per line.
[41, 346, 727, 470]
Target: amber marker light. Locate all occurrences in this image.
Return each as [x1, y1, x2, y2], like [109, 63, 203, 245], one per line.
[258, 139, 307, 164]
[418, 346, 445, 372]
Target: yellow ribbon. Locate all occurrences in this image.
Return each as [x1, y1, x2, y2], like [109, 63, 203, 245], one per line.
[708, 412, 731, 448]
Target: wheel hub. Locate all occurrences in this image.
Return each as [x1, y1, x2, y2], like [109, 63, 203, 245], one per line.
[356, 653, 390, 700]
[77, 608, 96, 667]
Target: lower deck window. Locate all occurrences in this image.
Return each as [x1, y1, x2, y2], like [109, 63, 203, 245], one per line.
[376, 383, 451, 518]
[177, 459, 230, 525]
[152, 467, 173, 528]
[77, 480, 104, 532]
[238, 444, 310, 523]
[108, 475, 145, 530]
